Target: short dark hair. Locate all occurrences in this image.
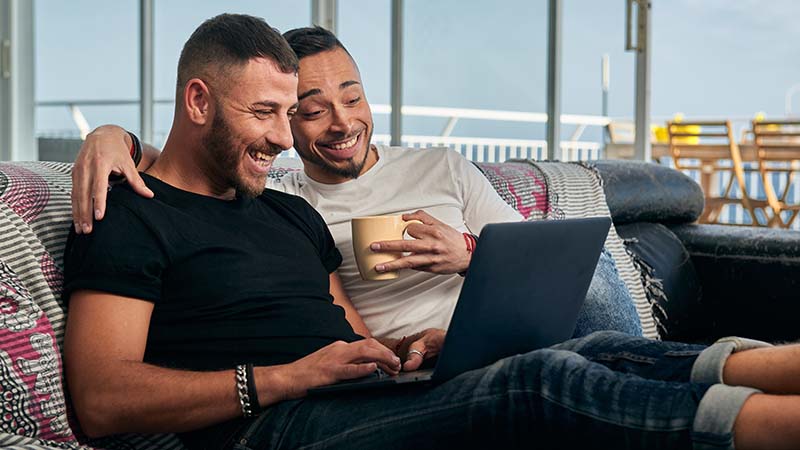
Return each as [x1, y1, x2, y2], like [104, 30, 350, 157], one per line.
[177, 14, 298, 91]
[282, 26, 352, 60]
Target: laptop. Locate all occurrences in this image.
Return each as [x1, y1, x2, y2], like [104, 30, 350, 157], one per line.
[308, 216, 612, 395]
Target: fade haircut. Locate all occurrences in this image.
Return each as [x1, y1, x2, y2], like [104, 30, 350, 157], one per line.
[283, 26, 353, 60]
[176, 14, 298, 96]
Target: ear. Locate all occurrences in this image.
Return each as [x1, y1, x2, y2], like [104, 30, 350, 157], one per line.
[182, 78, 213, 126]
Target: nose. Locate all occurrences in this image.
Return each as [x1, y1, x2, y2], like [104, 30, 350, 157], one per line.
[329, 106, 353, 136]
[268, 114, 294, 151]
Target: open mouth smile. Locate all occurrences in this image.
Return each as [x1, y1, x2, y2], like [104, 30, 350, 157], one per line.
[247, 149, 277, 173]
[318, 130, 363, 161]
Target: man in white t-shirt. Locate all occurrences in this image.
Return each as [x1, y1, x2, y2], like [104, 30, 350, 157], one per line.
[70, 27, 641, 343]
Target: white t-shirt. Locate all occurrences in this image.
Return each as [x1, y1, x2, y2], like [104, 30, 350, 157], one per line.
[268, 145, 522, 338]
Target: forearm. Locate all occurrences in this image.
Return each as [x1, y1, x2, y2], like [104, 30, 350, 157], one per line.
[70, 359, 291, 437]
[139, 143, 161, 171]
[330, 272, 372, 338]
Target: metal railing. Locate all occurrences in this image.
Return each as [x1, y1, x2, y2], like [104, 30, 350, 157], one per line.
[373, 134, 602, 162]
[35, 99, 608, 162]
[34, 100, 800, 229]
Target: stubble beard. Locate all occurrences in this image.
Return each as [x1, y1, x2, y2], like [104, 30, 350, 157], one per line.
[203, 108, 265, 199]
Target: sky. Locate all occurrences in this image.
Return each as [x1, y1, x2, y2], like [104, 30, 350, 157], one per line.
[33, 0, 800, 145]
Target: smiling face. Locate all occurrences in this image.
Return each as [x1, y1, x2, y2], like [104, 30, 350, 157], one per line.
[203, 57, 299, 197]
[290, 47, 377, 184]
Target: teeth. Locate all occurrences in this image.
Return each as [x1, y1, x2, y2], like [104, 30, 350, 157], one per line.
[249, 150, 275, 167]
[329, 135, 358, 150]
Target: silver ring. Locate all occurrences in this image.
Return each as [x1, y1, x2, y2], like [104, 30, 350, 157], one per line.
[406, 349, 425, 359]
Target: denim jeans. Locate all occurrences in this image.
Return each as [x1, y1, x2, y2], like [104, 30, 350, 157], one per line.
[188, 331, 767, 450]
[573, 248, 642, 338]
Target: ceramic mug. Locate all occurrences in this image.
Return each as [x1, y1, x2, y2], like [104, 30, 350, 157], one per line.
[351, 215, 423, 280]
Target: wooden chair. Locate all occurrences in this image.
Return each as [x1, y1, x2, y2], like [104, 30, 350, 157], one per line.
[667, 120, 768, 225]
[751, 120, 800, 228]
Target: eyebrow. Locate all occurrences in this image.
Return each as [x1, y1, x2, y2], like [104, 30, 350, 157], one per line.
[252, 101, 280, 109]
[298, 89, 321, 101]
[252, 101, 299, 110]
[340, 80, 361, 89]
[298, 80, 362, 101]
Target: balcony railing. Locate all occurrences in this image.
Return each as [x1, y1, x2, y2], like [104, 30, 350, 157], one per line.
[34, 100, 800, 229]
[36, 100, 607, 162]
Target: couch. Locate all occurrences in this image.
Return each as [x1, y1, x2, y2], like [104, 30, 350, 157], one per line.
[594, 160, 800, 344]
[0, 158, 797, 449]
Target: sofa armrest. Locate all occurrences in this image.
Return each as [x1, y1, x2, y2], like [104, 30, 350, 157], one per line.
[592, 160, 704, 225]
[669, 224, 800, 343]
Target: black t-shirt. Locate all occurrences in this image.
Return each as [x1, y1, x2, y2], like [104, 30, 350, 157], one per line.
[63, 173, 362, 371]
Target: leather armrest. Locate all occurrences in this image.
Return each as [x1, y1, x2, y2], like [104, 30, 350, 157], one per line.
[592, 160, 704, 225]
[668, 224, 800, 343]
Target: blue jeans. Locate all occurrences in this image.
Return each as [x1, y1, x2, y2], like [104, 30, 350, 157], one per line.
[573, 248, 642, 338]
[189, 331, 766, 450]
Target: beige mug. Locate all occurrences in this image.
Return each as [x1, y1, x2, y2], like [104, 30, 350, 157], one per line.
[352, 216, 423, 281]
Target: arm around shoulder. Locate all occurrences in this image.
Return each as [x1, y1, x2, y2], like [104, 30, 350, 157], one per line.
[140, 142, 161, 170]
[71, 125, 157, 233]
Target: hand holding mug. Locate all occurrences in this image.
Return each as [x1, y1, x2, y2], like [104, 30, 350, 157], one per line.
[351, 215, 423, 281]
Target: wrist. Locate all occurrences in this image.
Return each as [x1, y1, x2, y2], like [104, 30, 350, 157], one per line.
[107, 131, 137, 184]
[459, 233, 478, 276]
[256, 364, 298, 404]
[126, 131, 143, 167]
[235, 364, 261, 417]
[121, 129, 133, 149]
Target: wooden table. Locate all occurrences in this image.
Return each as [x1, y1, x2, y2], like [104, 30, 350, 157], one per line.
[605, 142, 759, 161]
[605, 143, 761, 197]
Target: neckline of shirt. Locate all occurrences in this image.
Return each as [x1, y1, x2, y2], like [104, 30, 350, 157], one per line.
[139, 172, 252, 208]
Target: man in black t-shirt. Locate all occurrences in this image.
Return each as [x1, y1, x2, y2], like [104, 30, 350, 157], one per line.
[63, 14, 402, 441]
[64, 173, 361, 371]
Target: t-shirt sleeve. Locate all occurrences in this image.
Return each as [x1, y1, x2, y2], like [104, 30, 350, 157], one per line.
[447, 150, 523, 234]
[62, 201, 168, 304]
[294, 196, 343, 274]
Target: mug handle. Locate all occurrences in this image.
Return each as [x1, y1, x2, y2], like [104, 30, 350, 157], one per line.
[400, 219, 423, 237]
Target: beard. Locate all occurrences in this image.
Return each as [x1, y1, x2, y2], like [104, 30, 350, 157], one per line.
[202, 106, 277, 199]
[300, 127, 374, 180]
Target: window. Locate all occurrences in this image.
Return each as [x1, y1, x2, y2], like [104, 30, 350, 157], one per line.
[35, 0, 139, 140]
